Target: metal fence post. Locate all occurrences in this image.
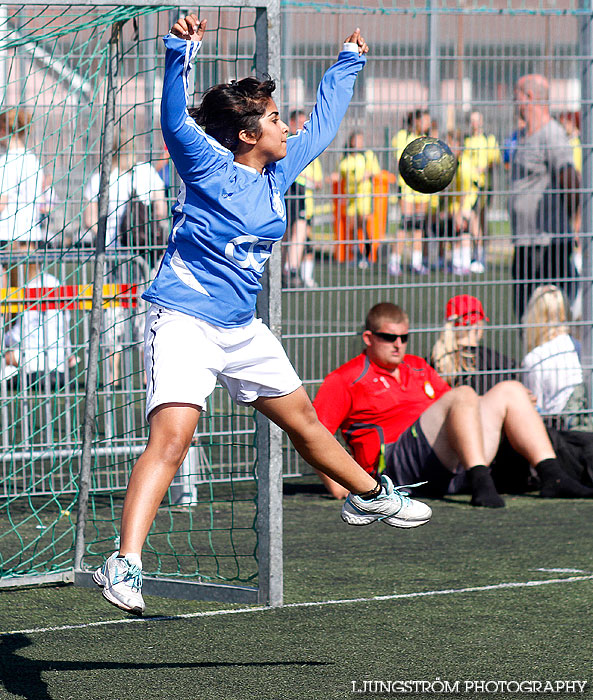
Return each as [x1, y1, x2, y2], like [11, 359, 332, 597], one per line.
[74, 22, 123, 571]
[427, 0, 441, 127]
[254, 0, 283, 608]
[579, 0, 593, 405]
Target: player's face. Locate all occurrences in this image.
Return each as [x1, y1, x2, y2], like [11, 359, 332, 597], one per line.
[470, 112, 482, 134]
[419, 113, 431, 135]
[457, 322, 483, 346]
[363, 320, 409, 371]
[350, 133, 364, 150]
[255, 99, 289, 163]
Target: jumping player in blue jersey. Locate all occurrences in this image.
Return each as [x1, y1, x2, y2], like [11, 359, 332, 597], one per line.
[93, 14, 432, 615]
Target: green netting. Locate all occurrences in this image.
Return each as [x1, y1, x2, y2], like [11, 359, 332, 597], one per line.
[0, 5, 263, 589]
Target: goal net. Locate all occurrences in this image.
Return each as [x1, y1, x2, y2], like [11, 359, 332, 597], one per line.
[0, 2, 283, 606]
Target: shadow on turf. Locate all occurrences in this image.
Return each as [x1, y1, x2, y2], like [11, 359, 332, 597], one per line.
[283, 480, 331, 497]
[0, 634, 331, 700]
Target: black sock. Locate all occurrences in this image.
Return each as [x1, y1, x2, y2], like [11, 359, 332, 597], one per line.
[467, 465, 505, 508]
[536, 458, 593, 498]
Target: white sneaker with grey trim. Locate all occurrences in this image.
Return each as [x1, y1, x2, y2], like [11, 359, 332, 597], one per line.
[342, 474, 432, 528]
[93, 552, 145, 615]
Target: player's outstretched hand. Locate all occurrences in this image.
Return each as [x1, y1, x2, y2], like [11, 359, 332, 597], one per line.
[344, 28, 368, 56]
[171, 14, 207, 42]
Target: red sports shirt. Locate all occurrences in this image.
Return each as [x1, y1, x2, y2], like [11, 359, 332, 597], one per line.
[313, 352, 450, 473]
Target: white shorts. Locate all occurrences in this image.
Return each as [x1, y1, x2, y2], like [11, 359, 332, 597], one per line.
[144, 305, 302, 419]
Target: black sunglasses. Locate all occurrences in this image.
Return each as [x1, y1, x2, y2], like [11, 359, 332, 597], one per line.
[371, 330, 409, 343]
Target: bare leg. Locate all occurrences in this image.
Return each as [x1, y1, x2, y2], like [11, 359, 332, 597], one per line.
[389, 230, 405, 275]
[358, 213, 371, 263]
[119, 403, 200, 555]
[419, 385, 505, 507]
[286, 218, 308, 272]
[420, 385, 490, 469]
[411, 227, 424, 269]
[313, 468, 350, 500]
[253, 387, 377, 495]
[113, 350, 121, 386]
[478, 381, 555, 465]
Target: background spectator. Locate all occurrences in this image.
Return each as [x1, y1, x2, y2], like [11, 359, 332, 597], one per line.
[521, 284, 591, 430]
[83, 134, 167, 386]
[390, 109, 431, 276]
[464, 110, 501, 270]
[338, 131, 380, 269]
[431, 294, 515, 393]
[508, 73, 580, 319]
[435, 130, 480, 275]
[0, 109, 46, 249]
[502, 115, 525, 169]
[83, 133, 167, 256]
[313, 301, 592, 505]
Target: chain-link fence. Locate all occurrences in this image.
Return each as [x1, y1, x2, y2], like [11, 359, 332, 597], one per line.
[0, 0, 591, 599]
[279, 0, 593, 474]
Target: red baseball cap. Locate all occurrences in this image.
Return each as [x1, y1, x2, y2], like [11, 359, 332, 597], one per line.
[446, 294, 489, 326]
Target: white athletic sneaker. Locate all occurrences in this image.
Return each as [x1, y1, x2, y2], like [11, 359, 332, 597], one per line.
[93, 552, 145, 615]
[388, 260, 401, 277]
[342, 475, 432, 528]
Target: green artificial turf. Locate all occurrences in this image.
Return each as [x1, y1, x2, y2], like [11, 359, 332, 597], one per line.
[2, 477, 592, 700]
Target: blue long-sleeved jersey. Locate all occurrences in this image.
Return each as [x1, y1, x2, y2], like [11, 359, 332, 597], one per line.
[142, 35, 366, 327]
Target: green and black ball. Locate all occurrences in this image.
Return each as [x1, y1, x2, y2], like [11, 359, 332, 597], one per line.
[398, 136, 457, 194]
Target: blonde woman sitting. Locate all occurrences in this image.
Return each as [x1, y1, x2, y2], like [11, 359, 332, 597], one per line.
[431, 294, 515, 394]
[521, 285, 590, 430]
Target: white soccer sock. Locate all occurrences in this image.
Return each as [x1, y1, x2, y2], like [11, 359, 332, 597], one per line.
[300, 258, 314, 282]
[461, 245, 472, 268]
[120, 552, 142, 568]
[412, 249, 423, 269]
[452, 245, 471, 269]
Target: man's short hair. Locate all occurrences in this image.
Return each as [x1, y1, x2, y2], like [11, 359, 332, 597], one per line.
[365, 303, 409, 332]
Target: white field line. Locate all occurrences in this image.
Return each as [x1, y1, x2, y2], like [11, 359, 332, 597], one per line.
[532, 568, 592, 574]
[2, 573, 593, 637]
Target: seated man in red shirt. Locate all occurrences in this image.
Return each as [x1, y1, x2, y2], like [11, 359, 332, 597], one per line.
[313, 302, 593, 507]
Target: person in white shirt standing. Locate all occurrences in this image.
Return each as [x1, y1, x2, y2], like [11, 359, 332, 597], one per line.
[0, 108, 65, 386]
[83, 134, 168, 385]
[0, 109, 45, 248]
[83, 135, 167, 251]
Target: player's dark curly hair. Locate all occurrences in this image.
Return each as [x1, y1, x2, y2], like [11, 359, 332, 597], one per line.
[189, 76, 276, 153]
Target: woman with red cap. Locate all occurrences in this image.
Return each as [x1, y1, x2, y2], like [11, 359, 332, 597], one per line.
[431, 294, 516, 394]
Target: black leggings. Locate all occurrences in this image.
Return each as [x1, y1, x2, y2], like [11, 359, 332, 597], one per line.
[512, 239, 574, 320]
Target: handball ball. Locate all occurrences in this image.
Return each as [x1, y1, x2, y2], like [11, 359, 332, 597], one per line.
[398, 136, 457, 194]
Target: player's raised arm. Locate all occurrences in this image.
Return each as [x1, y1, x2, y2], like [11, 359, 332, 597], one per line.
[161, 16, 226, 182]
[279, 28, 369, 190]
